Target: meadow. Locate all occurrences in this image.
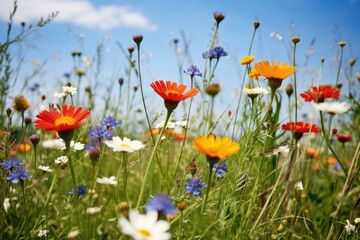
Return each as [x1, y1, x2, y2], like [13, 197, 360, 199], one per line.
[0, 2, 359, 240]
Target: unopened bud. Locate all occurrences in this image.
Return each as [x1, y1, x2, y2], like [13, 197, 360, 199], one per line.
[349, 58, 356, 67]
[24, 117, 32, 125]
[132, 35, 143, 46]
[190, 162, 197, 176]
[332, 128, 337, 135]
[291, 37, 301, 44]
[254, 21, 260, 29]
[30, 134, 40, 146]
[6, 108, 12, 117]
[286, 83, 293, 97]
[213, 12, 225, 25]
[205, 83, 221, 97]
[118, 78, 124, 86]
[338, 41, 346, 47]
[133, 86, 138, 92]
[128, 46, 134, 54]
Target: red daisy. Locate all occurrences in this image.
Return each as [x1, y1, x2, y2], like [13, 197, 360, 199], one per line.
[336, 133, 351, 143]
[34, 105, 90, 132]
[282, 121, 320, 140]
[300, 85, 340, 103]
[150, 80, 198, 111]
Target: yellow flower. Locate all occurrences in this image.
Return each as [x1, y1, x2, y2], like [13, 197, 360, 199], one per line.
[248, 68, 260, 80]
[13, 96, 30, 112]
[240, 55, 254, 65]
[193, 135, 239, 164]
[17, 142, 32, 153]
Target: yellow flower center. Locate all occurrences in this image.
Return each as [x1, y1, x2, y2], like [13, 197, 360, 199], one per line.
[120, 143, 129, 148]
[55, 116, 76, 126]
[137, 229, 151, 237]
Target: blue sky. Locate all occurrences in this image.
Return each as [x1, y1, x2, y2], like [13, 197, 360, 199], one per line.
[0, 0, 359, 120]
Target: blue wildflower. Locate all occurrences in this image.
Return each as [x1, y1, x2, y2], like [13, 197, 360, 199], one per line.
[145, 193, 177, 216]
[0, 157, 24, 170]
[185, 177, 206, 197]
[202, 46, 228, 59]
[88, 126, 112, 140]
[63, 73, 71, 79]
[100, 116, 120, 129]
[183, 65, 202, 78]
[212, 161, 228, 178]
[29, 83, 40, 92]
[333, 162, 341, 171]
[6, 168, 32, 183]
[68, 185, 87, 197]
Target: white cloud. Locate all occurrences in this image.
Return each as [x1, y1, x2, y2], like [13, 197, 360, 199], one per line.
[0, 0, 158, 31]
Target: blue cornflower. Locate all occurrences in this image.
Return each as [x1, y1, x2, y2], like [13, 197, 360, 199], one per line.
[185, 177, 206, 197]
[29, 83, 40, 92]
[63, 73, 71, 79]
[68, 185, 87, 197]
[333, 162, 341, 171]
[202, 46, 228, 59]
[85, 140, 100, 152]
[0, 157, 24, 170]
[6, 168, 32, 183]
[100, 116, 120, 129]
[145, 193, 177, 216]
[212, 161, 228, 178]
[183, 65, 202, 78]
[88, 126, 112, 140]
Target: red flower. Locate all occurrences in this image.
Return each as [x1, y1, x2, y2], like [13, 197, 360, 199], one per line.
[150, 80, 198, 111]
[336, 133, 351, 143]
[300, 85, 340, 103]
[282, 122, 320, 139]
[35, 105, 90, 132]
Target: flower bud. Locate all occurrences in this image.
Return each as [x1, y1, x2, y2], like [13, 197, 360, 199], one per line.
[190, 162, 197, 176]
[254, 21, 260, 29]
[338, 41, 346, 47]
[286, 83, 293, 97]
[332, 128, 337, 135]
[321, 57, 325, 63]
[6, 108, 12, 117]
[213, 12, 225, 25]
[349, 58, 356, 67]
[133, 86, 138, 92]
[291, 37, 301, 44]
[118, 78, 124, 86]
[205, 83, 221, 97]
[132, 35, 143, 46]
[116, 201, 129, 218]
[24, 117, 32, 126]
[41, 95, 46, 101]
[127, 46, 134, 54]
[30, 134, 40, 146]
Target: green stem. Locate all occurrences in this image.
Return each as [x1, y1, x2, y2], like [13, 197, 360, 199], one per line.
[201, 163, 214, 213]
[66, 147, 78, 200]
[335, 46, 344, 85]
[136, 110, 172, 208]
[292, 42, 298, 133]
[122, 152, 129, 202]
[124, 53, 133, 131]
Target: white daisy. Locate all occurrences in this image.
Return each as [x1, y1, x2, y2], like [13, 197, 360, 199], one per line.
[242, 87, 269, 95]
[295, 181, 304, 191]
[97, 176, 118, 185]
[313, 102, 351, 115]
[118, 210, 171, 240]
[86, 207, 101, 215]
[38, 165, 53, 172]
[61, 140, 85, 152]
[42, 139, 64, 150]
[54, 92, 66, 98]
[345, 219, 355, 235]
[55, 156, 68, 165]
[104, 137, 145, 153]
[62, 86, 77, 96]
[37, 229, 49, 237]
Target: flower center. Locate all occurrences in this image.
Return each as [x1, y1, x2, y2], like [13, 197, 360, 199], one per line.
[137, 229, 151, 237]
[55, 116, 76, 126]
[120, 143, 129, 148]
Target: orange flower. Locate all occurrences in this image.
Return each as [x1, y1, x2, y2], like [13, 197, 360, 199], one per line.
[305, 147, 320, 158]
[254, 61, 295, 91]
[34, 105, 90, 132]
[193, 134, 239, 164]
[16, 142, 32, 153]
[240, 55, 254, 65]
[282, 122, 319, 140]
[327, 156, 337, 165]
[300, 85, 340, 103]
[150, 80, 198, 111]
[248, 68, 260, 80]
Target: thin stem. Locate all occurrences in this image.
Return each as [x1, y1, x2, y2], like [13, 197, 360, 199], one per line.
[201, 163, 214, 213]
[292, 42, 298, 134]
[67, 147, 78, 200]
[335, 46, 344, 85]
[124, 53, 133, 131]
[122, 152, 129, 202]
[136, 110, 172, 208]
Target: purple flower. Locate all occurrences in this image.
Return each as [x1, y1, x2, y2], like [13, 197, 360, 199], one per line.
[6, 168, 32, 183]
[185, 177, 206, 197]
[184, 65, 202, 78]
[68, 185, 87, 197]
[212, 161, 228, 178]
[0, 157, 24, 170]
[88, 126, 112, 140]
[145, 193, 177, 216]
[29, 83, 40, 92]
[100, 116, 120, 128]
[202, 46, 228, 59]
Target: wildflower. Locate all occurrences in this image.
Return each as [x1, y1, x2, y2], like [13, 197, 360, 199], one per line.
[177, 202, 185, 211]
[68, 185, 87, 197]
[119, 78, 124, 86]
[254, 21, 260, 29]
[183, 65, 202, 78]
[291, 37, 301, 44]
[116, 201, 130, 217]
[86, 207, 101, 215]
[193, 134, 239, 164]
[145, 193, 177, 217]
[75, 69, 85, 77]
[286, 83, 293, 97]
[339, 41, 346, 47]
[313, 102, 351, 114]
[88, 126, 113, 140]
[300, 86, 340, 103]
[29, 83, 40, 92]
[243, 87, 269, 100]
[0, 157, 24, 170]
[42, 139, 65, 150]
[6, 168, 32, 183]
[3, 198, 10, 213]
[213, 12, 225, 24]
[100, 116, 120, 128]
[254, 61, 295, 91]
[202, 46, 228, 59]
[150, 80, 198, 112]
[118, 210, 171, 240]
[212, 161, 228, 178]
[205, 83, 221, 97]
[327, 156, 337, 165]
[185, 177, 206, 197]
[67, 229, 80, 239]
[354, 218, 360, 224]
[37, 229, 49, 237]
[96, 176, 118, 185]
[17, 142, 32, 153]
[30, 134, 40, 146]
[189, 162, 197, 176]
[282, 122, 320, 140]
[34, 104, 90, 144]
[345, 220, 355, 235]
[336, 133, 351, 143]
[305, 147, 320, 158]
[13, 96, 30, 112]
[55, 156, 69, 167]
[132, 34, 143, 45]
[248, 68, 260, 80]
[295, 181, 304, 191]
[104, 136, 145, 152]
[85, 140, 101, 162]
[63, 85, 77, 96]
[38, 165, 53, 172]
[240, 55, 254, 65]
